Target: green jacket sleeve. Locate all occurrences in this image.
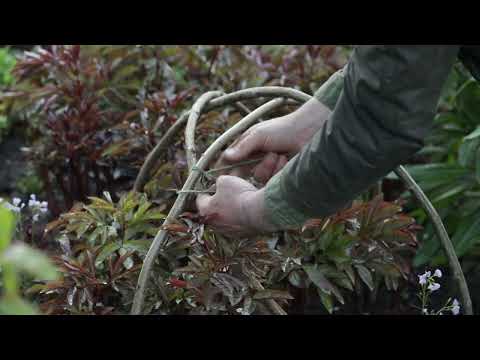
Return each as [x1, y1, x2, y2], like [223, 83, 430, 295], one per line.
[264, 46, 460, 229]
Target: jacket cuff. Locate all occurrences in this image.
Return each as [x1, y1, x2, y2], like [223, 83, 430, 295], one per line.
[263, 68, 346, 229]
[313, 66, 347, 111]
[264, 166, 310, 229]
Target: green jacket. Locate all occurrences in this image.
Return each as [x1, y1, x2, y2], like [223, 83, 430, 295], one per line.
[264, 45, 480, 229]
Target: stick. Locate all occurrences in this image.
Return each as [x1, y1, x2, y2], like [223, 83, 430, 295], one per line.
[205, 158, 264, 175]
[394, 165, 473, 315]
[131, 98, 287, 314]
[185, 91, 224, 171]
[133, 87, 309, 192]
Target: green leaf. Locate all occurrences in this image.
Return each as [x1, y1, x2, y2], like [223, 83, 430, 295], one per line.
[95, 242, 122, 266]
[456, 79, 480, 125]
[0, 296, 38, 315]
[130, 200, 153, 225]
[464, 126, 480, 141]
[458, 138, 480, 167]
[0, 244, 58, 281]
[452, 215, 480, 257]
[0, 206, 15, 251]
[288, 270, 308, 288]
[122, 239, 152, 254]
[476, 148, 480, 184]
[413, 223, 441, 267]
[303, 264, 334, 295]
[405, 164, 469, 193]
[318, 289, 334, 314]
[87, 196, 116, 212]
[253, 290, 294, 300]
[354, 264, 374, 291]
[431, 182, 471, 203]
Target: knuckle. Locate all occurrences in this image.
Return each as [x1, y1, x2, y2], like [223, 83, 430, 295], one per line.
[216, 175, 231, 187]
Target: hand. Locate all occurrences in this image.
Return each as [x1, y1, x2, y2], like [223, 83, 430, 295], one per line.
[216, 98, 332, 183]
[196, 175, 276, 236]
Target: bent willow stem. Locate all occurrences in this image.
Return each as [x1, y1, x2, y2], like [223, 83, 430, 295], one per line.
[394, 166, 473, 315]
[131, 85, 472, 316]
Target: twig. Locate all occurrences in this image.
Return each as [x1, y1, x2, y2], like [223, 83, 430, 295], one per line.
[205, 158, 264, 175]
[131, 98, 287, 314]
[186, 91, 224, 171]
[394, 165, 473, 315]
[133, 87, 309, 192]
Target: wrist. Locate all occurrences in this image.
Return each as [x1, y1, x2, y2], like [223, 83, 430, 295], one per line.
[242, 188, 277, 233]
[290, 98, 332, 152]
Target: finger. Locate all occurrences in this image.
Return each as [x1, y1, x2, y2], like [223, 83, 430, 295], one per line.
[229, 165, 254, 178]
[273, 155, 289, 175]
[196, 193, 213, 216]
[223, 129, 265, 163]
[253, 152, 279, 184]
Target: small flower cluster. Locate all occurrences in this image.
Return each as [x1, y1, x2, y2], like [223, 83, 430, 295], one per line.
[28, 194, 48, 222]
[417, 268, 461, 315]
[0, 197, 26, 213]
[0, 194, 48, 222]
[418, 269, 442, 292]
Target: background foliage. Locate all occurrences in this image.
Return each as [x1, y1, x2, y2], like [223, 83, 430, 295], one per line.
[0, 45, 476, 314]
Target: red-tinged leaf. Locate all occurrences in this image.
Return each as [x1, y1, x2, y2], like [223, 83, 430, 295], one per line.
[168, 278, 187, 288]
[163, 223, 190, 234]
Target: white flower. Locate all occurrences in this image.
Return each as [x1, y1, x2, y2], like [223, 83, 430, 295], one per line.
[12, 197, 22, 207]
[32, 214, 39, 222]
[418, 274, 428, 285]
[39, 201, 48, 213]
[28, 199, 38, 208]
[424, 271, 431, 278]
[452, 299, 460, 315]
[434, 269, 442, 278]
[428, 282, 441, 292]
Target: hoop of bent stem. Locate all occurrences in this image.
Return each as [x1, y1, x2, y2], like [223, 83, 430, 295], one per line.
[131, 86, 472, 316]
[131, 97, 291, 315]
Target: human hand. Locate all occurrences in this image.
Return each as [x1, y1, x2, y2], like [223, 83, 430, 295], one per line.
[196, 175, 276, 236]
[216, 98, 331, 183]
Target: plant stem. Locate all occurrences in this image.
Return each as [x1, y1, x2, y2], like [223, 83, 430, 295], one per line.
[131, 97, 288, 315]
[133, 87, 309, 192]
[394, 166, 473, 315]
[205, 158, 264, 175]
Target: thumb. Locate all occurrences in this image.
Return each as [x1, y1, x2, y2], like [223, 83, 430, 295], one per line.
[224, 132, 265, 162]
[196, 193, 213, 215]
